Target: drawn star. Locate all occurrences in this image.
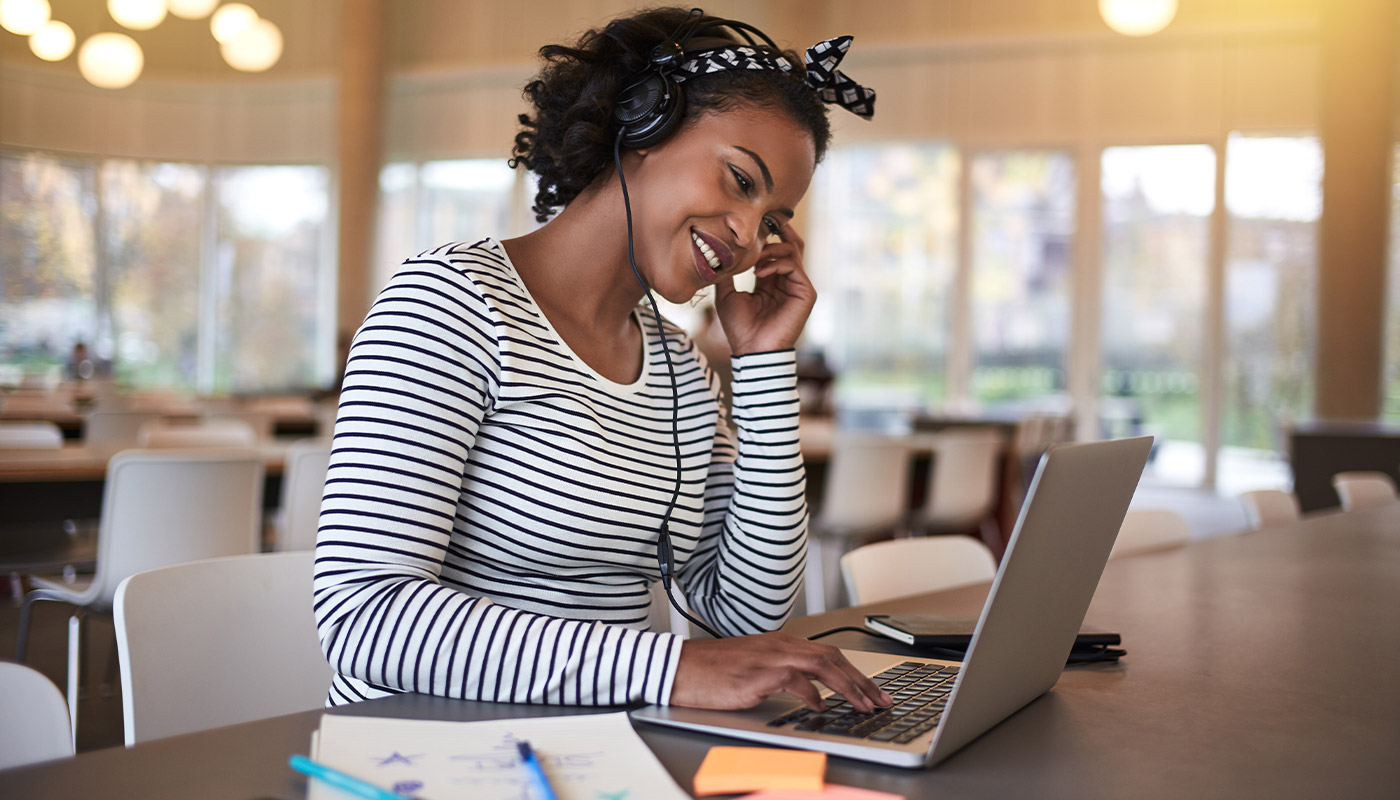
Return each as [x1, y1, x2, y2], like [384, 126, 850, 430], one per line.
[375, 751, 423, 767]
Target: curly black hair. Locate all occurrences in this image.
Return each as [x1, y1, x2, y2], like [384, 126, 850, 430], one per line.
[510, 7, 832, 223]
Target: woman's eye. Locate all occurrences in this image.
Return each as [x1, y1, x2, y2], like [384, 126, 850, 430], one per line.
[763, 217, 780, 236]
[729, 166, 752, 193]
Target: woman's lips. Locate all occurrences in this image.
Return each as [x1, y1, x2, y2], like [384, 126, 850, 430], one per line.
[690, 228, 733, 283]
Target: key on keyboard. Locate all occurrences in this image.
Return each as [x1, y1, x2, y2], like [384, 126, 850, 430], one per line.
[765, 661, 959, 745]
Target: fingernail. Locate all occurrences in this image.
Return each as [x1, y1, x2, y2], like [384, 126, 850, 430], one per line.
[880, 692, 893, 705]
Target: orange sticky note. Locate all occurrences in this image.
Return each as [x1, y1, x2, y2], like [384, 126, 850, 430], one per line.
[739, 786, 906, 800]
[693, 746, 827, 796]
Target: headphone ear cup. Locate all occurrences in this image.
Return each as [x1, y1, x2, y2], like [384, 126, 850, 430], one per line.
[614, 72, 686, 150]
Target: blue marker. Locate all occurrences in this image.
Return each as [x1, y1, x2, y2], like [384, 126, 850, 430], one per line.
[516, 740, 562, 800]
[289, 754, 407, 800]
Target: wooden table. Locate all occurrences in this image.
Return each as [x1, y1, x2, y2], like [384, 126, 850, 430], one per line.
[5, 504, 1398, 798]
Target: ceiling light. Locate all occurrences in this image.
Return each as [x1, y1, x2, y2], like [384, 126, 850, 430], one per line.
[210, 2, 256, 44]
[78, 31, 144, 89]
[0, 0, 51, 36]
[108, 0, 167, 31]
[220, 16, 280, 72]
[29, 18, 73, 61]
[1099, 0, 1178, 37]
[167, 0, 217, 19]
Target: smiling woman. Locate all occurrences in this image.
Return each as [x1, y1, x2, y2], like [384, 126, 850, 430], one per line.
[312, 6, 892, 716]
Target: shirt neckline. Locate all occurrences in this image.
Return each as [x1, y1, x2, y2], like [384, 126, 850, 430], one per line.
[487, 238, 652, 394]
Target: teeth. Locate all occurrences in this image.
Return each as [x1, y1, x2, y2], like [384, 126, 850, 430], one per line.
[691, 232, 721, 271]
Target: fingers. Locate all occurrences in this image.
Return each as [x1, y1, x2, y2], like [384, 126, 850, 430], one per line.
[780, 668, 828, 711]
[796, 645, 889, 713]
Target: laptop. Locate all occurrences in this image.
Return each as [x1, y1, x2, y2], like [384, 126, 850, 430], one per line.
[630, 435, 1153, 768]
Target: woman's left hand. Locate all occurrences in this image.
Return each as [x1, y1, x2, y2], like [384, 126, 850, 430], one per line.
[713, 223, 817, 355]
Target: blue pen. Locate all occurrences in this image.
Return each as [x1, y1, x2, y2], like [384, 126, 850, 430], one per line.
[289, 754, 407, 800]
[516, 740, 561, 800]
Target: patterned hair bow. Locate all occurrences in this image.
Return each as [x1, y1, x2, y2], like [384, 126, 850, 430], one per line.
[801, 36, 875, 120]
[673, 35, 876, 120]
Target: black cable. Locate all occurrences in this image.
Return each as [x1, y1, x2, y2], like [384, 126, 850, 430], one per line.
[614, 129, 724, 641]
[804, 626, 872, 641]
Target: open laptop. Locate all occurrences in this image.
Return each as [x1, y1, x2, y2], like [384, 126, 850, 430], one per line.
[630, 435, 1153, 768]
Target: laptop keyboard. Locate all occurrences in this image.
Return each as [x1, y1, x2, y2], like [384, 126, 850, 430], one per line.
[765, 661, 960, 745]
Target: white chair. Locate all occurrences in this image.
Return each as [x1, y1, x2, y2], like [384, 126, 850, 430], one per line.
[0, 421, 64, 449]
[909, 427, 1004, 542]
[204, 411, 274, 440]
[807, 432, 914, 614]
[1239, 489, 1301, 530]
[83, 411, 163, 448]
[114, 552, 331, 745]
[1331, 471, 1397, 510]
[15, 448, 264, 745]
[137, 419, 257, 448]
[276, 440, 331, 551]
[0, 661, 74, 770]
[840, 535, 997, 606]
[1110, 509, 1191, 559]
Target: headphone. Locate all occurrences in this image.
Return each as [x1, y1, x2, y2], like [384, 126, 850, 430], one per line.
[609, 10, 785, 640]
[613, 9, 782, 149]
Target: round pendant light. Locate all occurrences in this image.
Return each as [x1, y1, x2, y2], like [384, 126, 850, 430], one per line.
[0, 0, 51, 36]
[29, 18, 74, 61]
[1099, 0, 1178, 37]
[78, 31, 144, 89]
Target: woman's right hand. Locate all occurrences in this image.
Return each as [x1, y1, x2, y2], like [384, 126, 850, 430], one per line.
[670, 633, 894, 712]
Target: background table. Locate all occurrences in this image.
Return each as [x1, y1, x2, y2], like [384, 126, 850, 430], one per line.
[6, 503, 1398, 799]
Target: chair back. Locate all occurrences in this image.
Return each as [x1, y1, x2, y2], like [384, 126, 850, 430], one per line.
[0, 421, 64, 449]
[915, 427, 1004, 530]
[1110, 508, 1191, 559]
[1331, 471, 1397, 510]
[840, 535, 997, 605]
[114, 551, 331, 745]
[83, 448, 264, 611]
[817, 433, 913, 535]
[203, 411, 274, 440]
[1239, 489, 1301, 530]
[277, 440, 331, 551]
[0, 661, 74, 770]
[137, 419, 257, 448]
[84, 411, 163, 448]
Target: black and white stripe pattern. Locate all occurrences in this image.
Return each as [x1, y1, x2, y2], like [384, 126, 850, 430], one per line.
[313, 238, 808, 707]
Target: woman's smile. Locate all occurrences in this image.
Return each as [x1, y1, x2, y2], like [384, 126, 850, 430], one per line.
[690, 228, 732, 282]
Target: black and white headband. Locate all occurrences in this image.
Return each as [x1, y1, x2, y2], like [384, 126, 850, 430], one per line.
[672, 35, 876, 120]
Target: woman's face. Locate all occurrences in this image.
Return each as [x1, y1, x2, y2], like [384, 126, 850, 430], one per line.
[625, 104, 817, 304]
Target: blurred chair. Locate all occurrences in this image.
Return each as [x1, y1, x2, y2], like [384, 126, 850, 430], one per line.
[806, 432, 914, 614]
[1110, 509, 1191, 560]
[909, 427, 1004, 551]
[276, 440, 331, 551]
[840, 535, 997, 606]
[1331, 471, 1397, 510]
[1013, 412, 1075, 492]
[0, 421, 64, 449]
[84, 411, 163, 449]
[15, 448, 264, 744]
[137, 419, 257, 449]
[1239, 489, 1301, 530]
[0, 661, 73, 770]
[114, 551, 331, 745]
[204, 411, 274, 440]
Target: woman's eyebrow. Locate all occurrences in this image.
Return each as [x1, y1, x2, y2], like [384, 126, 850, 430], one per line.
[734, 146, 774, 192]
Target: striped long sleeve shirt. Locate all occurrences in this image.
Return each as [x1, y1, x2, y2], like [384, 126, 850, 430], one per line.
[313, 238, 808, 708]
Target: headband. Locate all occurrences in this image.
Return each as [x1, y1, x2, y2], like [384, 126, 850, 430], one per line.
[671, 35, 876, 120]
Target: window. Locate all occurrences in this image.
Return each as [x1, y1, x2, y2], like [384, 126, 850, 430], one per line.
[102, 160, 206, 390]
[968, 151, 1075, 408]
[1099, 145, 1216, 485]
[0, 152, 98, 386]
[1222, 135, 1320, 488]
[212, 165, 331, 394]
[808, 143, 960, 407]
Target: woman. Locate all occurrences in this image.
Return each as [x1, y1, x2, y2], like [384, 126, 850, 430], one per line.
[313, 7, 890, 715]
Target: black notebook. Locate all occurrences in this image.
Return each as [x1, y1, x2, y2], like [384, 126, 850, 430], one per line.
[865, 613, 1124, 663]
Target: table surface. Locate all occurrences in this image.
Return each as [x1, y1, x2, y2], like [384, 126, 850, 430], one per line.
[5, 503, 1398, 799]
[0, 441, 292, 482]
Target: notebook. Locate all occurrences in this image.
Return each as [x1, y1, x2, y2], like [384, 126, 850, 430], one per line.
[630, 436, 1153, 768]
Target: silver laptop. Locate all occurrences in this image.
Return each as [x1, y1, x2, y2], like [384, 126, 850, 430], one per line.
[631, 435, 1153, 768]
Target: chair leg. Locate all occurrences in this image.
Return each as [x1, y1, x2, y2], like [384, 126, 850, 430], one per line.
[67, 612, 85, 751]
[15, 591, 44, 662]
[805, 536, 827, 615]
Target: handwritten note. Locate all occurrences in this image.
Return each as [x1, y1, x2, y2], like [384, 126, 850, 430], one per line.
[309, 711, 686, 800]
